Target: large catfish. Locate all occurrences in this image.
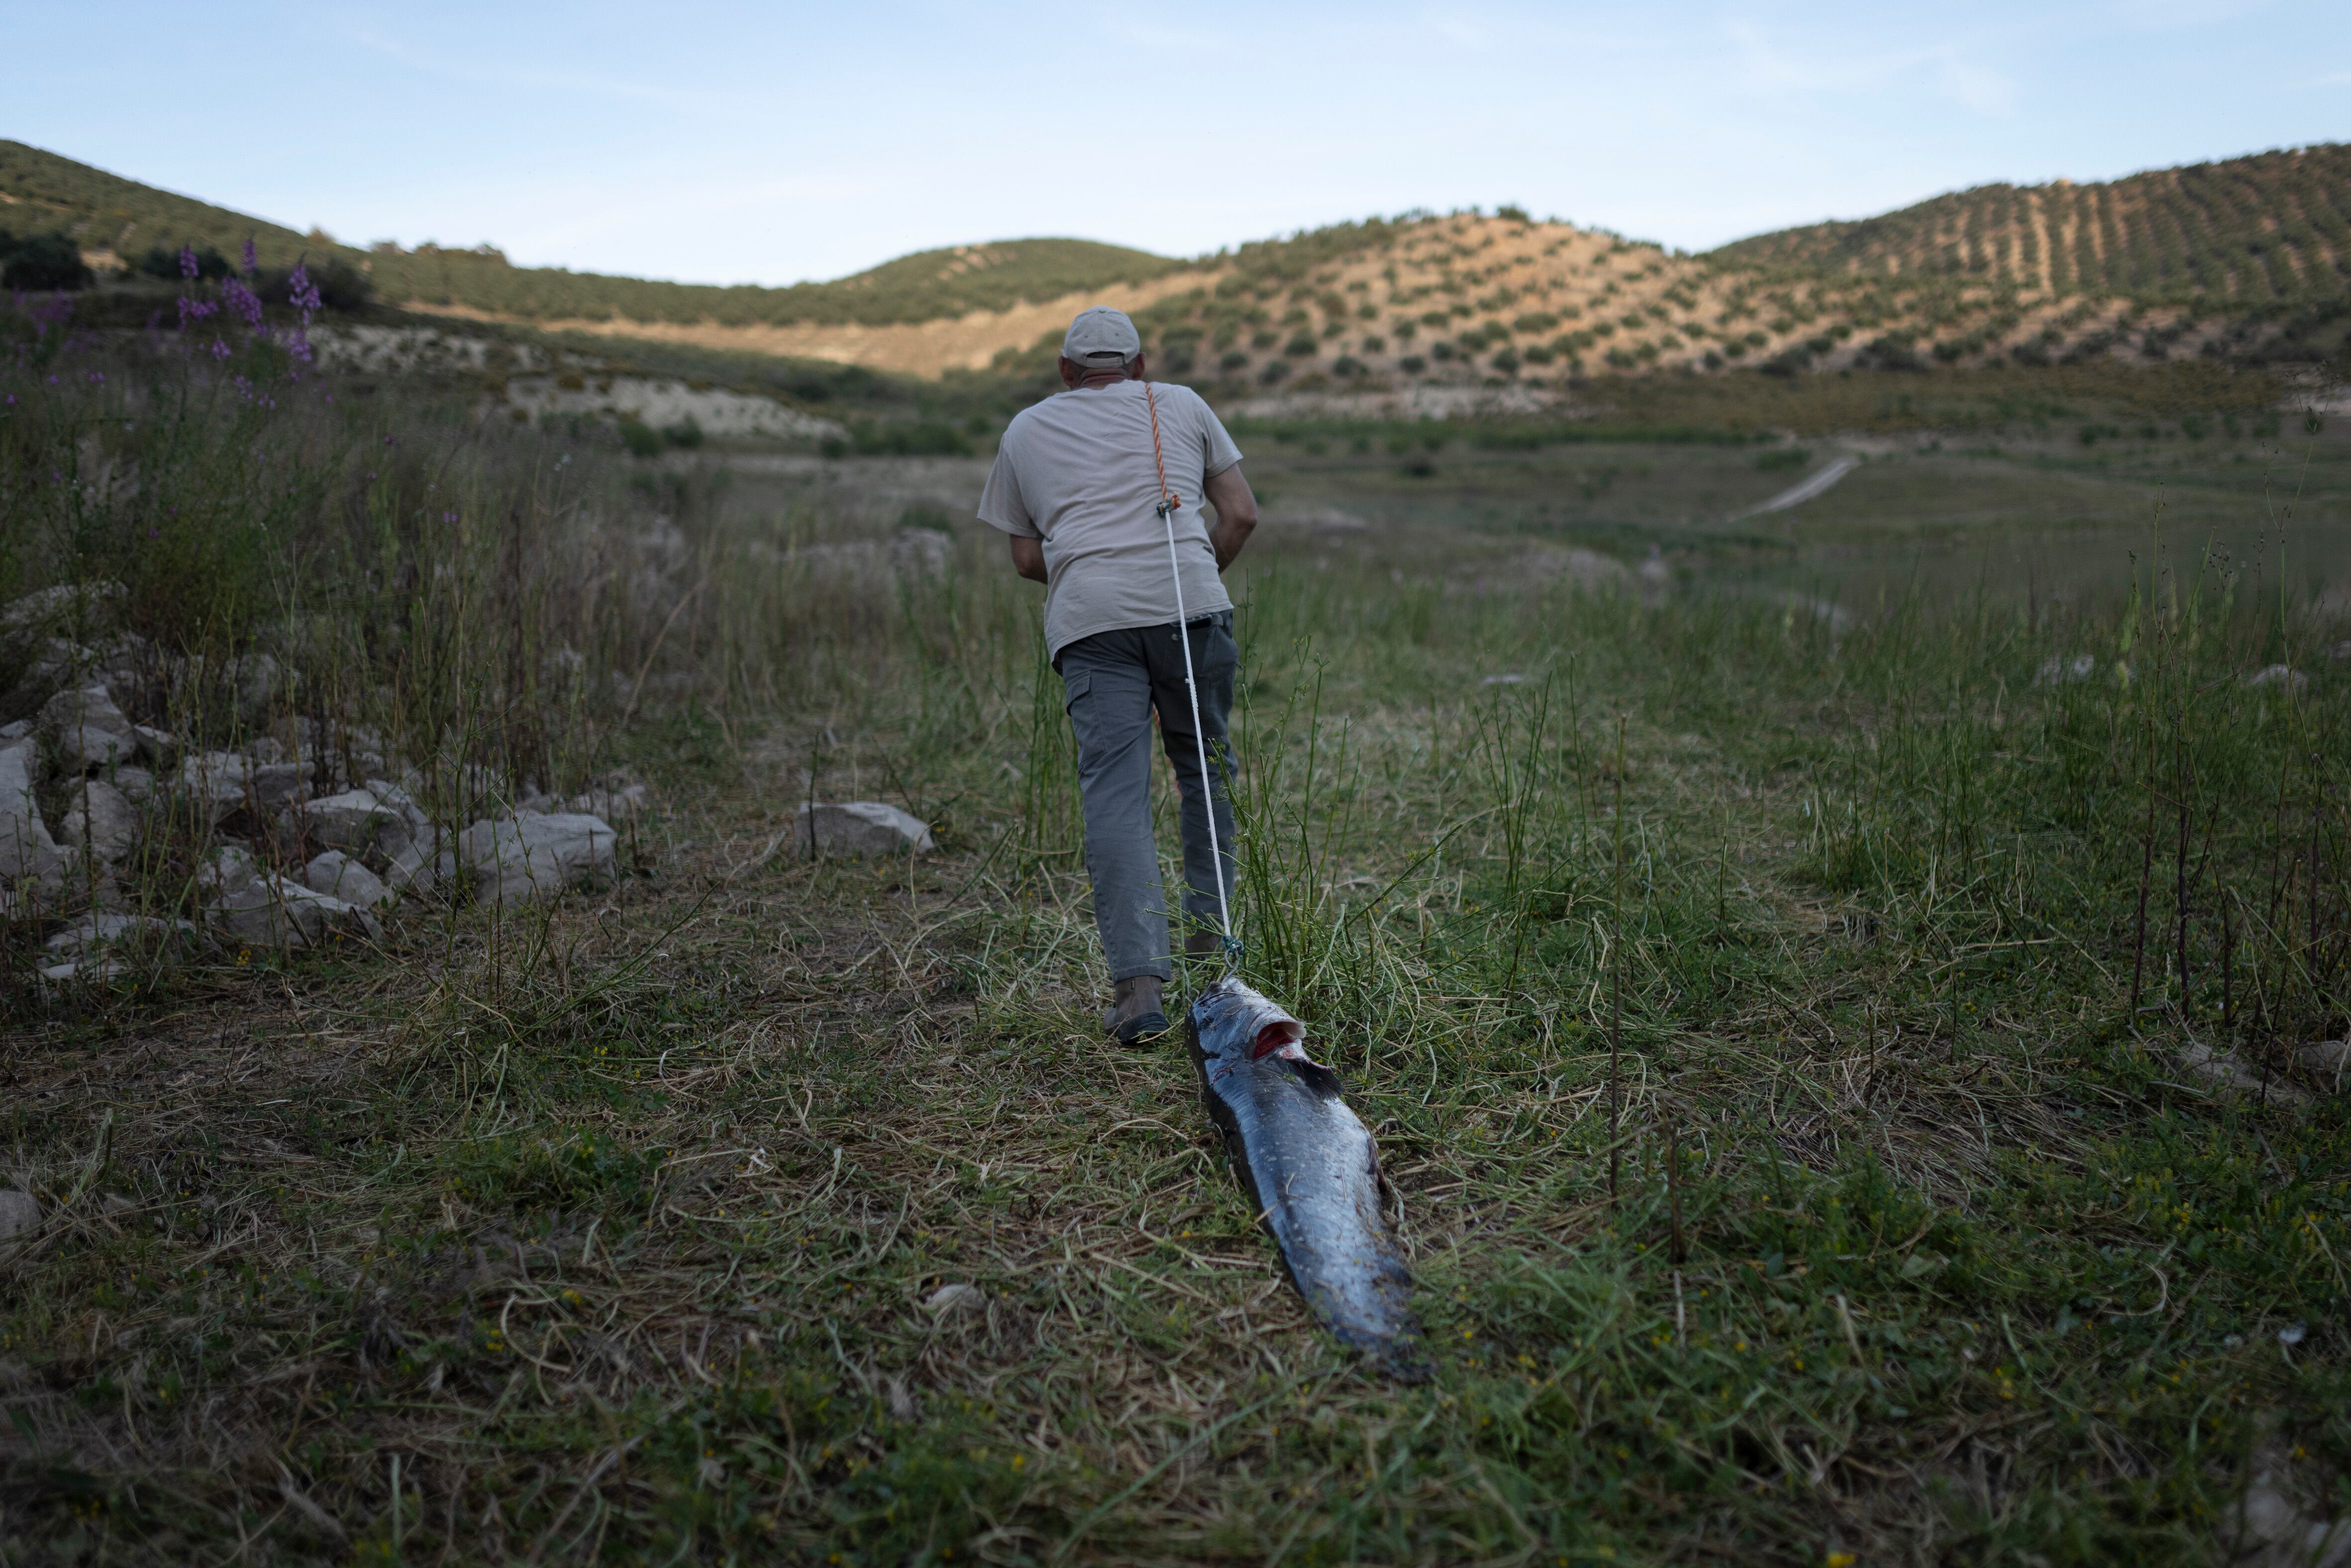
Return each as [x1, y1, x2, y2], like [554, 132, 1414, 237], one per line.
[1185, 977, 1426, 1377]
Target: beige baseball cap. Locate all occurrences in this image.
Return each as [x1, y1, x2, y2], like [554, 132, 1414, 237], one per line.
[1062, 306, 1142, 366]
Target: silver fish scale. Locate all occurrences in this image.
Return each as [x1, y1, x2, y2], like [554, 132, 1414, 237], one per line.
[1186, 977, 1425, 1375]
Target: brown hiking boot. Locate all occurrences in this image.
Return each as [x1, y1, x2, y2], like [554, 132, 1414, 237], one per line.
[1100, 975, 1169, 1045]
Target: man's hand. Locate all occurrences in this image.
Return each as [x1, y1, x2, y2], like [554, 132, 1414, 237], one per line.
[1008, 534, 1048, 583]
[1202, 464, 1258, 571]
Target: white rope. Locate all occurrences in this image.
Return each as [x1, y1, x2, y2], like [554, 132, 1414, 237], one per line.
[1147, 381, 1236, 965]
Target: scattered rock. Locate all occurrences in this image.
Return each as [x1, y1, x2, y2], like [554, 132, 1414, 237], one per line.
[796, 801, 933, 858]
[2231, 1444, 2351, 1568]
[0, 737, 64, 890]
[304, 850, 392, 910]
[1480, 673, 1528, 687]
[213, 873, 381, 949]
[459, 811, 618, 905]
[131, 725, 175, 766]
[921, 1282, 986, 1316]
[198, 843, 259, 897]
[58, 778, 139, 861]
[0, 638, 98, 724]
[249, 762, 310, 812]
[109, 764, 157, 803]
[46, 912, 197, 962]
[0, 582, 125, 641]
[2297, 1040, 2349, 1086]
[0, 1190, 39, 1242]
[41, 684, 139, 773]
[303, 790, 400, 851]
[224, 652, 292, 723]
[2247, 664, 2310, 692]
[2175, 1041, 2312, 1106]
[177, 752, 256, 821]
[2037, 654, 2097, 684]
[384, 830, 451, 901]
[0, 720, 27, 741]
[564, 779, 651, 822]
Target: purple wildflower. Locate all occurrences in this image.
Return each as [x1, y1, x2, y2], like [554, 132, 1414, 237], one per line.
[179, 245, 199, 281]
[286, 263, 321, 316]
[241, 238, 258, 275]
[211, 339, 231, 359]
[223, 278, 264, 331]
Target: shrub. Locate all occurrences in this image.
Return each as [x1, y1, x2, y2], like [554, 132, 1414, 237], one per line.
[1491, 348, 1520, 374]
[1522, 345, 1554, 365]
[1283, 334, 1317, 356]
[1360, 335, 1386, 354]
[1496, 204, 1531, 223]
[1219, 350, 1250, 372]
[257, 259, 372, 312]
[0, 230, 94, 291]
[135, 243, 231, 281]
[1257, 359, 1289, 385]
[663, 416, 705, 449]
[1332, 355, 1365, 377]
[618, 416, 664, 457]
[853, 421, 971, 456]
[1392, 320, 1417, 341]
[1430, 341, 1455, 361]
[1398, 354, 1426, 374]
[1251, 330, 1279, 350]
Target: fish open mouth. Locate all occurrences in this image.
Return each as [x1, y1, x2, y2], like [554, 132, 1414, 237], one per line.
[1250, 1019, 1304, 1060]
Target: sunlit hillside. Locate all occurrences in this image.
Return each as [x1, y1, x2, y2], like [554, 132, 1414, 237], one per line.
[1712, 145, 2351, 305]
[7, 138, 2348, 386]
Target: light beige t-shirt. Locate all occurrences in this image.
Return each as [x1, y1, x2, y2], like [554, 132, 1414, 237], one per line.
[977, 379, 1243, 656]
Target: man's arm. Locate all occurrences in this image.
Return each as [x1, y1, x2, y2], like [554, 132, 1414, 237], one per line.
[1008, 534, 1048, 583]
[1202, 464, 1258, 571]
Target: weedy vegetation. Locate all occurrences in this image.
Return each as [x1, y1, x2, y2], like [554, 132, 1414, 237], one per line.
[1, 272, 2348, 1567]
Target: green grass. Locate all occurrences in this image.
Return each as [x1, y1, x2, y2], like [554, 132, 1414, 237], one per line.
[2, 294, 2349, 1565]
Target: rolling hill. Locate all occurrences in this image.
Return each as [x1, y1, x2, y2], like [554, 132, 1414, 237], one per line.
[0, 140, 1180, 329]
[6, 139, 2348, 392]
[1711, 145, 2351, 306]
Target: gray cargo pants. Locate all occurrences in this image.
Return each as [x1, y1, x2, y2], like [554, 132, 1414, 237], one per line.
[1056, 611, 1239, 982]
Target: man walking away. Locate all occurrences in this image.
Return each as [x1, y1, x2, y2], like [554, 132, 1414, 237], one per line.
[978, 307, 1260, 1042]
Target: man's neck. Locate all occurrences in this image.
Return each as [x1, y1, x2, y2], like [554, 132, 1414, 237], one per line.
[1071, 373, 1130, 391]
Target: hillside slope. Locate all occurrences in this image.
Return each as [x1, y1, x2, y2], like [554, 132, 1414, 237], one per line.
[1711, 145, 2351, 305]
[8, 140, 2348, 389]
[0, 141, 1181, 328]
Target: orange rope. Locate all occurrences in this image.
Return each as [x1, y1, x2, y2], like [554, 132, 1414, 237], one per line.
[1145, 380, 1183, 518]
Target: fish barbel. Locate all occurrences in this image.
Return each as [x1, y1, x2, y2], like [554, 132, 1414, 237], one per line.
[1185, 977, 1426, 1376]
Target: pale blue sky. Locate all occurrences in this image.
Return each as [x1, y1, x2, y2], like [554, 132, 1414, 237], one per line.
[8, 2, 2347, 286]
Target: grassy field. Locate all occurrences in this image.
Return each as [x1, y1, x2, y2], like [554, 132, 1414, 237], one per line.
[3, 293, 2350, 1566]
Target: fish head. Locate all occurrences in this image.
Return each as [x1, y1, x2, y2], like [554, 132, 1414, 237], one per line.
[1186, 976, 1310, 1079]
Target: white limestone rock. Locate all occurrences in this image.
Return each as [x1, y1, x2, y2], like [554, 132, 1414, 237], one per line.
[46, 912, 197, 961]
[304, 849, 392, 910]
[458, 811, 618, 906]
[304, 788, 402, 854]
[178, 751, 255, 821]
[213, 873, 381, 949]
[41, 684, 139, 773]
[59, 778, 139, 861]
[796, 801, 933, 858]
[0, 1189, 39, 1242]
[564, 779, 650, 822]
[197, 843, 259, 897]
[0, 737, 63, 890]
